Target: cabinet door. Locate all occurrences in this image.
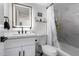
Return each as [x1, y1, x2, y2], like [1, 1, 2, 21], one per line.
[22, 45, 35, 56]
[5, 47, 22, 56]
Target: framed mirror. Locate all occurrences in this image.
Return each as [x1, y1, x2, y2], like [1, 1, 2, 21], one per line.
[12, 3, 32, 28]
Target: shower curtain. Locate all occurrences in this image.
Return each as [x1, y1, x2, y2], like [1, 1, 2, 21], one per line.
[47, 5, 60, 48]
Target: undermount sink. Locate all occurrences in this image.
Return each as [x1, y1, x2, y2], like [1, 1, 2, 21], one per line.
[12, 32, 36, 36]
[4, 30, 46, 38]
[4, 31, 37, 38]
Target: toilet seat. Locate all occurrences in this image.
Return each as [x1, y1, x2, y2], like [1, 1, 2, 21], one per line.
[42, 45, 57, 56]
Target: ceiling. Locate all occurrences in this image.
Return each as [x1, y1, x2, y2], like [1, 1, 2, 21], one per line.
[36, 3, 51, 7]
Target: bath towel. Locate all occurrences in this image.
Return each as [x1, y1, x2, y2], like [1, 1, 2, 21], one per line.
[4, 21, 10, 30]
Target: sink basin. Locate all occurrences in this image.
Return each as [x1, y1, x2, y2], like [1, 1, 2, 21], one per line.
[4, 32, 37, 38]
[12, 32, 36, 36]
[4, 30, 46, 38]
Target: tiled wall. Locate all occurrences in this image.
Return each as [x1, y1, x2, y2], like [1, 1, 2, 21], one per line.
[54, 3, 79, 48]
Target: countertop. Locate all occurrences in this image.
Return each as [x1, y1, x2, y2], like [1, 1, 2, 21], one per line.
[4, 33, 47, 39]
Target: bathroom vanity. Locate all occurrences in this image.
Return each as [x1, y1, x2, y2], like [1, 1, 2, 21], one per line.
[1, 3, 47, 56]
[1, 33, 47, 56]
[4, 38, 35, 56]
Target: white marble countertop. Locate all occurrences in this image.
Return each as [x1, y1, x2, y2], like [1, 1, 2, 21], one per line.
[4, 33, 47, 39]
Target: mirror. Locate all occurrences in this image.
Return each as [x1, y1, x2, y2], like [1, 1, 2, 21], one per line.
[12, 3, 32, 28]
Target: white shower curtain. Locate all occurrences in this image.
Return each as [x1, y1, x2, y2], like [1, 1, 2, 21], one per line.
[47, 5, 60, 48]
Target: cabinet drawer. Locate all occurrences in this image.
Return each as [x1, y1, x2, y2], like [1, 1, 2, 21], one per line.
[4, 47, 21, 56]
[4, 38, 35, 48]
[22, 45, 35, 56]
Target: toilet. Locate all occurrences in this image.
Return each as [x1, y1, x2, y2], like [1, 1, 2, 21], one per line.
[42, 45, 57, 56]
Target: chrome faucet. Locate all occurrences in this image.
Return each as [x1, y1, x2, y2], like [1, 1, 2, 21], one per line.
[21, 27, 23, 34]
[19, 22, 24, 34]
[18, 27, 27, 34]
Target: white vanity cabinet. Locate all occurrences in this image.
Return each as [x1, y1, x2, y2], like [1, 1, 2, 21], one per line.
[5, 45, 35, 56]
[5, 47, 22, 56]
[22, 45, 35, 56]
[4, 35, 47, 56]
[4, 38, 35, 56]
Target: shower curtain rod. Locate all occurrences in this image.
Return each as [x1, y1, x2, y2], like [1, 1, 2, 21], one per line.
[46, 3, 54, 9]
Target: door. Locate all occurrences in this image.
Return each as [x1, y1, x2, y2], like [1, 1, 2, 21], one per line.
[5, 47, 22, 56]
[22, 45, 35, 56]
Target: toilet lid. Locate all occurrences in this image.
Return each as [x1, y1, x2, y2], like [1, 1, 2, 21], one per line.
[42, 45, 57, 55]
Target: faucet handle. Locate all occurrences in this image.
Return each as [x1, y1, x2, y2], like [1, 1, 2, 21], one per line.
[30, 27, 31, 29]
[18, 31, 20, 34]
[25, 31, 27, 34]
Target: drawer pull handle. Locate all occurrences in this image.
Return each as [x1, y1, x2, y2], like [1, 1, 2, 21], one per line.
[23, 50, 25, 56]
[35, 40, 37, 41]
[19, 51, 21, 56]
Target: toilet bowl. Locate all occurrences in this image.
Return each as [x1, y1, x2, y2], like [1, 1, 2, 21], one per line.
[42, 45, 57, 56]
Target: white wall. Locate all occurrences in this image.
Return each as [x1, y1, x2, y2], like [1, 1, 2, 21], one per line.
[54, 3, 79, 48]
[4, 3, 47, 34]
[0, 3, 4, 25]
[0, 3, 4, 36]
